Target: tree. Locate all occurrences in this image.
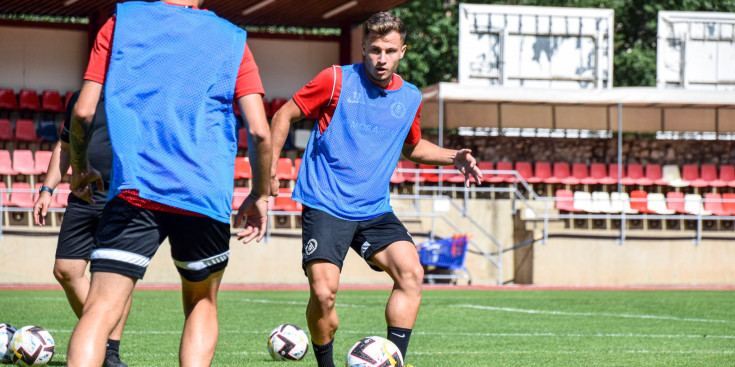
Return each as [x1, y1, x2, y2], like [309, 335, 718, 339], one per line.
[391, 0, 735, 88]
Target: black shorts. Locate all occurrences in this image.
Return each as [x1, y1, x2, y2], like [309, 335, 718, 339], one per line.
[90, 197, 231, 282]
[301, 206, 414, 274]
[55, 195, 105, 260]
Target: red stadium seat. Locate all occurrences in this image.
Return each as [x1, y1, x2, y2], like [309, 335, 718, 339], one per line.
[399, 161, 423, 183]
[512, 161, 533, 183]
[441, 166, 466, 184]
[629, 190, 655, 214]
[272, 188, 302, 212]
[419, 164, 439, 183]
[64, 91, 75, 108]
[645, 164, 664, 185]
[554, 189, 579, 212]
[545, 162, 571, 184]
[666, 191, 687, 214]
[12, 149, 38, 175]
[527, 161, 551, 184]
[237, 128, 248, 150]
[620, 164, 646, 186]
[681, 165, 704, 187]
[0, 119, 13, 141]
[476, 161, 494, 183]
[231, 187, 250, 210]
[14, 119, 42, 142]
[699, 164, 724, 187]
[275, 157, 296, 181]
[6, 182, 34, 208]
[721, 165, 735, 187]
[51, 183, 70, 208]
[269, 98, 287, 118]
[0, 89, 18, 110]
[581, 163, 604, 185]
[34, 150, 52, 175]
[561, 163, 586, 185]
[390, 166, 406, 185]
[18, 89, 41, 111]
[487, 161, 512, 183]
[722, 193, 735, 215]
[41, 90, 65, 113]
[0, 150, 17, 176]
[605, 163, 623, 185]
[703, 193, 730, 216]
[294, 158, 302, 177]
[234, 156, 251, 180]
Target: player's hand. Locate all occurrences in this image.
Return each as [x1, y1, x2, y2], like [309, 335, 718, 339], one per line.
[453, 148, 483, 188]
[269, 176, 280, 197]
[33, 191, 53, 226]
[235, 193, 269, 243]
[70, 166, 104, 205]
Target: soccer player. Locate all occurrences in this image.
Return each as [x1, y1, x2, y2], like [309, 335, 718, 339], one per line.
[33, 90, 130, 367]
[269, 12, 482, 367]
[65, 1, 272, 366]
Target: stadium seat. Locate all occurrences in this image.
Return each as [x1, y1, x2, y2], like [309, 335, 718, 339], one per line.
[294, 158, 302, 176]
[399, 161, 424, 183]
[475, 161, 494, 183]
[698, 164, 723, 187]
[581, 163, 604, 185]
[562, 163, 587, 186]
[64, 91, 75, 108]
[719, 165, 735, 187]
[14, 119, 42, 142]
[0, 118, 13, 142]
[41, 90, 65, 113]
[661, 165, 688, 187]
[12, 149, 38, 175]
[573, 191, 595, 213]
[272, 188, 302, 212]
[6, 182, 34, 208]
[526, 161, 551, 184]
[231, 187, 250, 210]
[545, 162, 571, 184]
[510, 161, 533, 183]
[418, 164, 440, 183]
[51, 183, 70, 208]
[0, 89, 18, 110]
[682, 164, 707, 188]
[18, 89, 41, 111]
[684, 194, 711, 215]
[644, 164, 664, 185]
[703, 193, 731, 216]
[37, 120, 59, 142]
[488, 161, 512, 183]
[629, 190, 655, 214]
[269, 98, 288, 118]
[234, 156, 252, 180]
[390, 165, 406, 185]
[591, 191, 615, 213]
[605, 163, 623, 186]
[0, 150, 17, 177]
[646, 193, 675, 214]
[440, 166, 466, 184]
[666, 191, 686, 214]
[621, 163, 649, 186]
[610, 192, 638, 214]
[237, 127, 248, 150]
[33, 150, 52, 175]
[554, 189, 578, 212]
[275, 157, 296, 181]
[722, 193, 735, 215]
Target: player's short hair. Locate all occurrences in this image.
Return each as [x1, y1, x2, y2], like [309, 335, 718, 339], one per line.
[364, 12, 406, 43]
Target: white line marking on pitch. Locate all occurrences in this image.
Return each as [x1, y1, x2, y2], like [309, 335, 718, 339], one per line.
[238, 298, 366, 308]
[452, 304, 731, 323]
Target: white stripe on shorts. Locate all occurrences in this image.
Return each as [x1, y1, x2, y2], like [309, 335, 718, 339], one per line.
[173, 251, 230, 271]
[90, 248, 151, 267]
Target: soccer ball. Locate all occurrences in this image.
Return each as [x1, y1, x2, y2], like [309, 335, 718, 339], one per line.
[267, 324, 309, 361]
[345, 336, 403, 367]
[0, 324, 17, 364]
[8, 326, 55, 366]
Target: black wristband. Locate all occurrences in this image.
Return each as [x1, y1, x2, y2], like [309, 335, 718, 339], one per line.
[39, 186, 54, 195]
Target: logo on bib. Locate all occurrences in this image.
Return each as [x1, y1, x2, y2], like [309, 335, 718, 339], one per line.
[305, 239, 318, 255]
[390, 102, 407, 119]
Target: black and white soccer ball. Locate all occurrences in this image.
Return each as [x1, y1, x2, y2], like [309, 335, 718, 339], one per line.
[267, 324, 309, 361]
[8, 326, 55, 366]
[345, 336, 403, 367]
[0, 323, 17, 364]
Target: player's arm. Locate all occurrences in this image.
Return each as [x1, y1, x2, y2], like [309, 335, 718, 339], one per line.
[402, 140, 482, 187]
[69, 81, 105, 204]
[269, 99, 305, 195]
[32, 140, 70, 226]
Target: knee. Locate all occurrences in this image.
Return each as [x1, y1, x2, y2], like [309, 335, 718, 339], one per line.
[52, 263, 74, 284]
[396, 263, 424, 290]
[310, 283, 338, 310]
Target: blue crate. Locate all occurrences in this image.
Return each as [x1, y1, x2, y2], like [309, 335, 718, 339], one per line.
[416, 235, 468, 270]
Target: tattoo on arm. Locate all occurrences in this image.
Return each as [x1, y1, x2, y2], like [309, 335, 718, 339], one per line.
[69, 114, 92, 170]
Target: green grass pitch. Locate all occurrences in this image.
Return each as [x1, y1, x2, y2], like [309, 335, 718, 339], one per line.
[1, 288, 734, 366]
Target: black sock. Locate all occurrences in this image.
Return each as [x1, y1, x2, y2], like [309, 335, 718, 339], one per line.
[387, 326, 412, 361]
[106, 339, 120, 353]
[312, 339, 335, 367]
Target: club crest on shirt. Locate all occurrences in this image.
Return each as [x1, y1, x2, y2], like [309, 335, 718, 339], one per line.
[390, 102, 407, 119]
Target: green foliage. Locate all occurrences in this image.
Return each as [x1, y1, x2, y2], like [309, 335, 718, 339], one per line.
[2, 289, 734, 366]
[391, 0, 735, 88]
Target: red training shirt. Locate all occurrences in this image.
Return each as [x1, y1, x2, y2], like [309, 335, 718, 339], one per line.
[83, 5, 264, 216]
[293, 65, 422, 145]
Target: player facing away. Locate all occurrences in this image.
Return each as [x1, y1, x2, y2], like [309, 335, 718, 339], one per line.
[269, 12, 482, 367]
[32, 91, 131, 367]
[65, 1, 272, 366]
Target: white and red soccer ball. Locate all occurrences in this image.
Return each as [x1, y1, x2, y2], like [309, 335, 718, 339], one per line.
[7, 326, 55, 366]
[267, 324, 309, 361]
[0, 323, 17, 364]
[345, 336, 403, 367]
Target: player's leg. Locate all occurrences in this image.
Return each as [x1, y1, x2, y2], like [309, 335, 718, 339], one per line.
[352, 212, 422, 360]
[301, 206, 357, 367]
[52, 259, 89, 318]
[67, 197, 163, 367]
[164, 211, 231, 367]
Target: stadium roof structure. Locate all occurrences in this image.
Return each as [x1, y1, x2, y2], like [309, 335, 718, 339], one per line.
[421, 82, 735, 134]
[0, 0, 410, 28]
